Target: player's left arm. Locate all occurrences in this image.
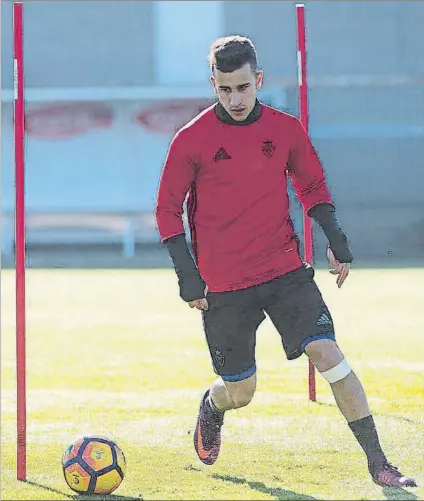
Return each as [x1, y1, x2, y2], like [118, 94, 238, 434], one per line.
[287, 117, 352, 287]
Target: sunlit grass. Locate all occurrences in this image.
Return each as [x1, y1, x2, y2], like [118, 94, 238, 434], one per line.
[1, 269, 423, 500]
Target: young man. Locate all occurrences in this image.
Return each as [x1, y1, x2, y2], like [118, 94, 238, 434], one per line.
[154, 36, 416, 487]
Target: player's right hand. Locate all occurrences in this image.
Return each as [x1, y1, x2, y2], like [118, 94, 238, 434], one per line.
[189, 298, 209, 311]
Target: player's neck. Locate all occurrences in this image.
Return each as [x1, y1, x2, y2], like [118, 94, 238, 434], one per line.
[214, 99, 262, 126]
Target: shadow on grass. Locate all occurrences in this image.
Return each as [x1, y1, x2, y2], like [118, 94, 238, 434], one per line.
[24, 480, 142, 500]
[381, 485, 419, 501]
[315, 401, 422, 425]
[212, 474, 316, 500]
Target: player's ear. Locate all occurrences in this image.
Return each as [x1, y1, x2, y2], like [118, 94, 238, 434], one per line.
[210, 75, 218, 95]
[256, 70, 263, 90]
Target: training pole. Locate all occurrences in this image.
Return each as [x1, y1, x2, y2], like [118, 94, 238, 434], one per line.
[296, 4, 316, 402]
[14, 1, 27, 480]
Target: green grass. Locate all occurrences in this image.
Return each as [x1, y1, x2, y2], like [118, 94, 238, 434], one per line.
[1, 268, 424, 500]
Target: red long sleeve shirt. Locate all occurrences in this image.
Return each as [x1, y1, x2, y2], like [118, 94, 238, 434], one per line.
[155, 102, 332, 292]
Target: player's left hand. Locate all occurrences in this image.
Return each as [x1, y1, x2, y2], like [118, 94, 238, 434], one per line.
[327, 247, 350, 288]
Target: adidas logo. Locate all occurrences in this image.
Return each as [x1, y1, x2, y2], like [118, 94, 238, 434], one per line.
[316, 313, 331, 326]
[213, 147, 231, 162]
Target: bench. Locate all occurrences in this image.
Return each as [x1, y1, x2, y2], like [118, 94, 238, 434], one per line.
[1, 211, 164, 259]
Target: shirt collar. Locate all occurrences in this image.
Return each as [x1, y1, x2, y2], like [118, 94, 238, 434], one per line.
[214, 99, 263, 126]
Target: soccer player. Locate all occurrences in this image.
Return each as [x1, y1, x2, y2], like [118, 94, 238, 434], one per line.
[154, 36, 416, 488]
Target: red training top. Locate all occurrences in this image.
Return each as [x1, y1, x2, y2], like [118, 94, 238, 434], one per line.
[155, 102, 332, 292]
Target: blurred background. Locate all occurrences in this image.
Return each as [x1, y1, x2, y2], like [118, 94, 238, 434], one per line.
[1, 0, 423, 269]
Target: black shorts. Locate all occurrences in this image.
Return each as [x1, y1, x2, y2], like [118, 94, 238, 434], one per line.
[201, 265, 335, 381]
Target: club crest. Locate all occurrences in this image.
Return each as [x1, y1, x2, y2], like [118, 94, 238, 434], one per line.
[262, 140, 276, 158]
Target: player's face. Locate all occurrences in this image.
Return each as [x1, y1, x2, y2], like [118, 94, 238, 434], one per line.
[210, 63, 263, 121]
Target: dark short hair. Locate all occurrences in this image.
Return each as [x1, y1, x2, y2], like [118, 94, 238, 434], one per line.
[208, 35, 258, 74]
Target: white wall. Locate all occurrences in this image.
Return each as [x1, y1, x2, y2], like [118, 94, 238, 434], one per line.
[153, 1, 224, 85]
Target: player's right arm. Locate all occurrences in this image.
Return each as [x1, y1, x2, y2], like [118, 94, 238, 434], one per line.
[155, 130, 208, 308]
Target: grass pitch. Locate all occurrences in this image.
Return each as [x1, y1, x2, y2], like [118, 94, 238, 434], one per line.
[1, 268, 424, 500]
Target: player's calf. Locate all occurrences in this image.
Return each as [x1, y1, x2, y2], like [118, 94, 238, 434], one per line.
[304, 337, 417, 488]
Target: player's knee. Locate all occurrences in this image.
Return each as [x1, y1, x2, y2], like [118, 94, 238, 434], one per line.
[224, 373, 256, 409]
[231, 390, 255, 409]
[318, 358, 352, 383]
[304, 337, 352, 383]
[303, 336, 341, 370]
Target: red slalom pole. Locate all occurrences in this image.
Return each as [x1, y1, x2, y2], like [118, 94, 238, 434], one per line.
[13, 1, 27, 480]
[296, 3, 316, 403]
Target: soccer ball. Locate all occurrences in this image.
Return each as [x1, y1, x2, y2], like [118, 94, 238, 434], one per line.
[62, 435, 126, 495]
